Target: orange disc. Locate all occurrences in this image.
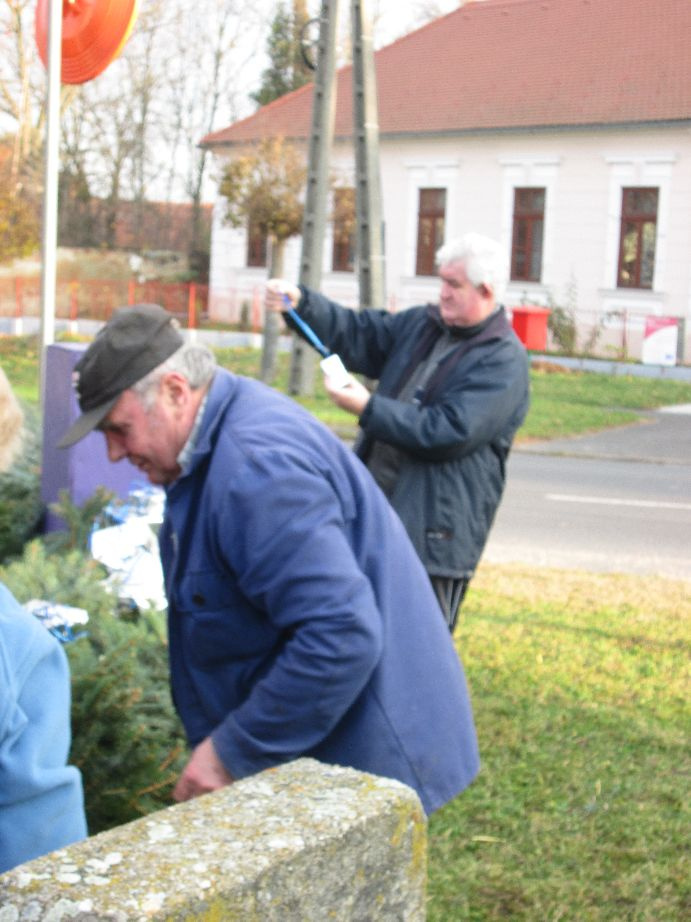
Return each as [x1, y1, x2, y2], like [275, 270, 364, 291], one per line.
[35, 0, 139, 85]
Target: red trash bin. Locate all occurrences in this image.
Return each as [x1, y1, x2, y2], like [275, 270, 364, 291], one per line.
[511, 306, 551, 350]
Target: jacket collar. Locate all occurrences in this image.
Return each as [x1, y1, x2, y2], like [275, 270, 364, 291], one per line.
[425, 303, 507, 339]
[168, 369, 238, 485]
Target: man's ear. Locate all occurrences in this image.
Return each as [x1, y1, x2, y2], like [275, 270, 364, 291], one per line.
[160, 371, 190, 409]
[477, 282, 493, 300]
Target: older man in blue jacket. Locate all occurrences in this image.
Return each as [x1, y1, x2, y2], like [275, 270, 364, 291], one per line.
[58, 304, 480, 815]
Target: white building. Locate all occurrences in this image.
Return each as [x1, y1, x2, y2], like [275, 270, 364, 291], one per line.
[202, 0, 691, 361]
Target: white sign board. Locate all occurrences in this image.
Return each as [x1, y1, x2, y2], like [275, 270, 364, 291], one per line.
[641, 316, 679, 366]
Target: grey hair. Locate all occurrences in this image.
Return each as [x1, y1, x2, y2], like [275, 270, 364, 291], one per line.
[0, 366, 24, 473]
[436, 232, 509, 301]
[131, 342, 217, 410]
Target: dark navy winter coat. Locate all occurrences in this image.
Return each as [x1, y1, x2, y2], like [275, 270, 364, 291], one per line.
[159, 370, 479, 814]
[287, 288, 530, 578]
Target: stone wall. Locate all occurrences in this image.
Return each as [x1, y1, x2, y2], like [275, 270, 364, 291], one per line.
[0, 759, 427, 920]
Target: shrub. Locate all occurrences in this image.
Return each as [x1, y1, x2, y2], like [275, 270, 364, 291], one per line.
[546, 303, 577, 353]
[546, 275, 604, 357]
[0, 540, 186, 834]
[44, 486, 115, 555]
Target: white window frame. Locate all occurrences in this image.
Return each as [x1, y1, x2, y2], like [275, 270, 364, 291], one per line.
[604, 153, 675, 293]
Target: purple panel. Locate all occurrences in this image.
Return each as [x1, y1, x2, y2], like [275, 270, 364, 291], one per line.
[41, 343, 143, 531]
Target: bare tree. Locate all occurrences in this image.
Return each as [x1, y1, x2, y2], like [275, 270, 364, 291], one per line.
[126, 6, 162, 246]
[53, 0, 268, 267]
[54, 0, 169, 245]
[1, 0, 270, 253]
[0, 0, 78, 235]
[159, 0, 263, 272]
[220, 137, 307, 383]
[0, 0, 44, 183]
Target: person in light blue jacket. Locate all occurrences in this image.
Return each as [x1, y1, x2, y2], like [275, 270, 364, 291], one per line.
[58, 305, 480, 815]
[0, 368, 87, 874]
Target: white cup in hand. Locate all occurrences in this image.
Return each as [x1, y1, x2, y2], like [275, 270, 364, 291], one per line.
[320, 354, 351, 389]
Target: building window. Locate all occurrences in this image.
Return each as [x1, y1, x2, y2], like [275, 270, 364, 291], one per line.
[617, 187, 658, 289]
[332, 187, 355, 272]
[246, 217, 267, 268]
[511, 188, 545, 282]
[416, 188, 446, 276]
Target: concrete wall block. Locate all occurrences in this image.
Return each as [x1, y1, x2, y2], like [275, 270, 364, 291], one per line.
[0, 759, 427, 921]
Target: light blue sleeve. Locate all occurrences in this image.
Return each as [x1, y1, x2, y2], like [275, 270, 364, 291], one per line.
[0, 583, 87, 873]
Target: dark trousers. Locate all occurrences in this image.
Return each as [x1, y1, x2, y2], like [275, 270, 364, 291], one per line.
[430, 575, 470, 633]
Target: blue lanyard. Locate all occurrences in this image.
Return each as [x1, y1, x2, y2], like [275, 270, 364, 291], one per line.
[284, 295, 330, 358]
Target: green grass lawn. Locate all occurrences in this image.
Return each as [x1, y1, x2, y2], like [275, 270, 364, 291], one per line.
[0, 335, 40, 404]
[213, 346, 691, 442]
[4, 334, 690, 440]
[433, 565, 689, 921]
[1, 335, 689, 918]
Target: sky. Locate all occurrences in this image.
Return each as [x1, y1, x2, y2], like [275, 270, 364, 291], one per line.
[16, 0, 466, 205]
[232, 0, 461, 115]
[240, 1, 463, 98]
[229, 0, 462, 134]
[194, 0, 463, 202]
[370, 0, 461, 46]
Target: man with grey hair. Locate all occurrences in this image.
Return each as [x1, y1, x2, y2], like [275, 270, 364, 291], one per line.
[57, 303, 480, 814]
[266, 232, 530, 630]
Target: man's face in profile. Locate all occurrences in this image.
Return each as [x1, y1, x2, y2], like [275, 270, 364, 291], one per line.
[99, 386, 183, 485]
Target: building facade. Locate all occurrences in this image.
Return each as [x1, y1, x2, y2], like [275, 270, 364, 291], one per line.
[202, 0, 691, 362]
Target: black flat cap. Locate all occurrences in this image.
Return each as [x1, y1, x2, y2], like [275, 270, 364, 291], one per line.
[57, 303, 184, 448]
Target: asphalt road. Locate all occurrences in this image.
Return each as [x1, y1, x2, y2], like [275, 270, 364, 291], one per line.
[483, 405, 691, 581]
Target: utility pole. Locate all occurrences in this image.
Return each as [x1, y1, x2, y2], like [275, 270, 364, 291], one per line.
[38, 0, 63, 407]
[289, 0, 386, 394]
[351, 0, 386, 309]
[289, 0, 340, 394]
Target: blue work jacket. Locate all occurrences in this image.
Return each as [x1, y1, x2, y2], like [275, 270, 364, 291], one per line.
[159, 370, 479, 814]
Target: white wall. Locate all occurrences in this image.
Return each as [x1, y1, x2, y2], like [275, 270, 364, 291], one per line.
[207, 123, 691, 355]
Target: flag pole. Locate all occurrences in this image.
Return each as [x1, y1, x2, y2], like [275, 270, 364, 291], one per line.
[39, 0, 63, 409]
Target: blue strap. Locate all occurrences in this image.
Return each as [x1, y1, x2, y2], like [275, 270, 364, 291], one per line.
[284, 295, 331, 358]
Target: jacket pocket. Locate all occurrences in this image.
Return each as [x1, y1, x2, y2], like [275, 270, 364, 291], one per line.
[174, 568, 277, 667]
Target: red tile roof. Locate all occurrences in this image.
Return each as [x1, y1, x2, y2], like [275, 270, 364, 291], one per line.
[202, 0, 691, 148]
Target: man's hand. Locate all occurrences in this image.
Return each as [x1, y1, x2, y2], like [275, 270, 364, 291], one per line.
[173, 736, 234, 802]
[323, 374, 371, 416]
[265, 278, 301, 314]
